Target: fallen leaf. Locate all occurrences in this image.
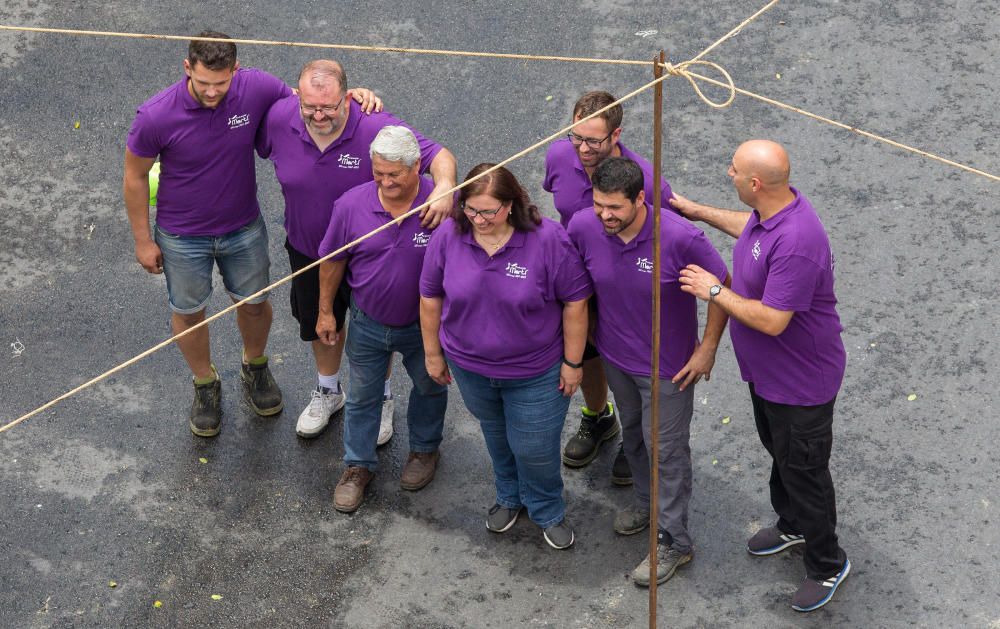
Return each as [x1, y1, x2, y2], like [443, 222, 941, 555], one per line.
[199, 457, 208, 464]
[109, 581, 117, 588]
[775, 73, 781, 79]
[907, 393, 917, 401]
[712, 459, 719, 465]
[545, 95, 553, 101]
[153, 601, 162, 608]
[211, 594, 223, 601]
[73, 121, 81, 129]
[721, 416, 731, 425]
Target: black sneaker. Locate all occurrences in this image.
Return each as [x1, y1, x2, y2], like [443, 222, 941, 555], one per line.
[562, 404, 619, 467]
[791, 558, 851, 612]
[189, 376, 221, 437]
[240, 357, 283, 416]
[610, 442, 632, 486]
[543, 519, 575, 550]
[486, 504, 523, 533]
[747, 526, 806, 556]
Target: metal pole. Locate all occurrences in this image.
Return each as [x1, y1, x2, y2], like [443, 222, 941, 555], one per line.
[648, 49, 665, 629]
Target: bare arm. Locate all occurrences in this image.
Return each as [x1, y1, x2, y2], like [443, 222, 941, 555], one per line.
[672, 275, 731, 390]
[316, 259, 347, 345]
[420, 296, 451, 385]
[421, 148, 459, 229]
[679, 265, 793, 336]
[669, 192, 751, 239]
[559, 298, 588, 397]
[123, 149, 161, 273]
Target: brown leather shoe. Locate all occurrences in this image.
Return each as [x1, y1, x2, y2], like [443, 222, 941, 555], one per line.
[400, 451, 440, 491]
[333, 466, 373, 513]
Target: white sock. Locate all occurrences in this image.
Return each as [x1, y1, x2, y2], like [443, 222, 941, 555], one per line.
[383, 378, 391, 399]
[318, 372, 340, 393]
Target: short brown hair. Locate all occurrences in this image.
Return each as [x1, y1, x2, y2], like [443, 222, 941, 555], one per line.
[572, 90, 623, 132]
[455, 164, 541, 234]
[188, 31, 237, 71]
[299, 59, 348, 94]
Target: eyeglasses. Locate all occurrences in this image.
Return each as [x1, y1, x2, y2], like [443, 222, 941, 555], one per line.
[461, 202, 504, 220]
[301, 95, 346, 117]
[566, 130, 613, 149]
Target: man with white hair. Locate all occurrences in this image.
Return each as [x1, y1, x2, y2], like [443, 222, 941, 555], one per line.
[258, 59, 455, 445]
[315, 126, 449, 513]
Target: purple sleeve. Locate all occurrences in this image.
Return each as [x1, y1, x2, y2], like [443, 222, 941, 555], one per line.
[683, 230, 728, 284]
[126, 108, 160, 158]
[542, 146, 557, 193]
[317, 201, 352, 261]
[413, 129, 442, 175]
[761, 255, 822, 311]
[258, 69, 293, 103]
[553, 231, 593, 303]
[419, 226, 448, 298]
[255, 107, 275, 159]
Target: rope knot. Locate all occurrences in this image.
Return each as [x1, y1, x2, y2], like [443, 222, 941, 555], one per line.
[659, 58, 736, 109]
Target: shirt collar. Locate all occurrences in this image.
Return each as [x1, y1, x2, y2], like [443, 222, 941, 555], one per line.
[753, 186, 803, 231]
[461, 225, 527, 250]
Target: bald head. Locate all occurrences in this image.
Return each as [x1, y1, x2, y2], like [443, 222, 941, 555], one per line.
[298, 59, 347, 93]
[734, 139, 791, 187]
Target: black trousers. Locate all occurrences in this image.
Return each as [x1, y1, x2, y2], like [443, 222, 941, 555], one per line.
[749, 383, 847, 580]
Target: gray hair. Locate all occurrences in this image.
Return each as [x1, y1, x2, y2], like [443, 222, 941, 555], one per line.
[369, 126, 420, 168]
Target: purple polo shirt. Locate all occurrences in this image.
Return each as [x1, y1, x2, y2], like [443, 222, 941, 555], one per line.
[568, 206, 728, 378]
[317, 178, 436, 326]
[420, 218, 593, 379]
[258, 98, 443, 259]
[543, 138, 675, 228]
[126, 68, 291, 236]
[730, 188, 846, 406]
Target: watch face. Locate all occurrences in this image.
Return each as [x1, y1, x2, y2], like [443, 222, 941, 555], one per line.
[710, 285, 721, 297]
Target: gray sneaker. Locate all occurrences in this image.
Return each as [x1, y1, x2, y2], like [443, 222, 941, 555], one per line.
[631, 545, 693, 587]
[486, 504, 523, 533]
[613, 505, 650, 536]
[543, 519, 575, 550]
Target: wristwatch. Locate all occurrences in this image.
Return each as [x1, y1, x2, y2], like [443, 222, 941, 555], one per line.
[709, 284, 723, 301]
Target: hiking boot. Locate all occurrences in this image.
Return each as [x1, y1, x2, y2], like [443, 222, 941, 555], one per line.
[189, 373, 221, 437]
[747, 526, 806, 556]
[562, 404, 619, 467]
[632, 545, 693, 587]
[240, 356, 283, 416]
[295, 386, 344, 438]
[610, 441, 632, 486]
[400, 451, 439, 491]
[486, 504, 523, 533]
[333, 466, 373, 513]
[613, 504, 650, 536]
[377, 395, 394, 446]
[791, 558, 851, 612]
[543, 519, 575, 550]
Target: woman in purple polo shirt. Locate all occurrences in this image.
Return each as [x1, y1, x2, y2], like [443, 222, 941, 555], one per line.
[419, 164, 591, 549]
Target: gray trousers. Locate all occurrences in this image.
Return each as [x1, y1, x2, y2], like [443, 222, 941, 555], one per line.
[603, 360, 695, 553]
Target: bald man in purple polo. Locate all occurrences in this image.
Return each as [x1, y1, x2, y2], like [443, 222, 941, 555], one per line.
[257, 59, 455, 444]
[674, 140, 850, 612]
[543, 90, 675, 486]
[568, 157, 728, 587]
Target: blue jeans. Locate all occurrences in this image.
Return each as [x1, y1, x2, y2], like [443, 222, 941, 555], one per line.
[449, 360, 569, 528]
[343, 303, 447, 470]
[155, 214, 270, 314]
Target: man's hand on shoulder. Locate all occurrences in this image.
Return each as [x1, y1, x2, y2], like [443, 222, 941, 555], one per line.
[668, 192, 702, 221]
[349, 88, 383, 114]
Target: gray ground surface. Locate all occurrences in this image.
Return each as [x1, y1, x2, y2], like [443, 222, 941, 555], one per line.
[1, 1, 998, 627]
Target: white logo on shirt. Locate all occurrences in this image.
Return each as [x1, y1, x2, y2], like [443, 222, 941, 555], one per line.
[338, 153, 362, 169]
[506, 262, 529, 279]
[636, 257, 653, 273]
[752, 239, 762, 261]
[412, 232, 430, 247]
[228, 114, 250, 129]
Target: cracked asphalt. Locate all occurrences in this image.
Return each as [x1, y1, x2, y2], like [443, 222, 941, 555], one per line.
[1, 1, 998, 627]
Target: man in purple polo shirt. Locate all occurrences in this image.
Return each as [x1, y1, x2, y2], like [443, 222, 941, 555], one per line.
[568, 157, 728, 587]
[314, 126, 448, 513]
[257, 59, 455, 444]
[673, 140, 850, 612]
[543, 90, 675, 486]
[123, 32, 290, 437]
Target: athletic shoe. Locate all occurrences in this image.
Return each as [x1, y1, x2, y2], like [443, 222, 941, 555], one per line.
[295, 386, 344, 438]
[791, 558, 851, 612]
[610, 441, 633, 485]
[486, 504, 523, 533]
[543, 519, 575, 549]
[377, 395, 394, 446]
[562, 404, 619, 467]
[240, 356, 283, 416]
[747, 526, 806, 556]
[632, 545, 693, 587]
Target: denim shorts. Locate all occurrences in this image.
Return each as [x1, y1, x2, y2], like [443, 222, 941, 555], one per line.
[154, 214, 271, 314]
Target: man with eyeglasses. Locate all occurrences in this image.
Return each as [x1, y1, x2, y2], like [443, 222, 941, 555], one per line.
[543, 90, 676, 484]
[258, 59, 456, 445]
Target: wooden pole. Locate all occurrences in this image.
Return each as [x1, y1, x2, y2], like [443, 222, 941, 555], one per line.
[648, 49, 665, 629]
